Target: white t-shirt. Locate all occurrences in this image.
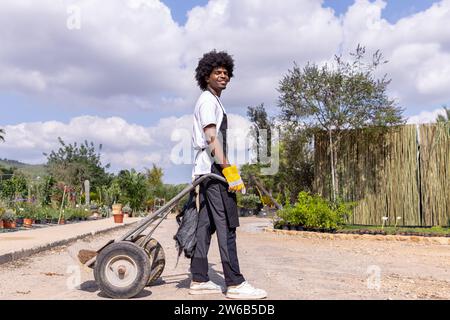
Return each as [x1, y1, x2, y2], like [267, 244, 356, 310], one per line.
[192, 90, 226, 177]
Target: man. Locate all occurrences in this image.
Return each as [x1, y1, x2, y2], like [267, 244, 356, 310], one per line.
[190, 50, 267, 299]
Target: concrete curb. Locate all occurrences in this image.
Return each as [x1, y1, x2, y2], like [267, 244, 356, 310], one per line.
[0, 221, 139, 265]
[263, 227, 450, 245]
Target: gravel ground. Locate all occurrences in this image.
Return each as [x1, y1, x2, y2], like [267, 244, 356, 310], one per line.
[0, 215, 449, 300]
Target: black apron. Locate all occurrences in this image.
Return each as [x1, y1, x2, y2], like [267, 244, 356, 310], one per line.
[206, 92, 239, 228]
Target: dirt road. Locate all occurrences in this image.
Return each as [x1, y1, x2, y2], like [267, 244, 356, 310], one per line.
[0, 216, 449, 300]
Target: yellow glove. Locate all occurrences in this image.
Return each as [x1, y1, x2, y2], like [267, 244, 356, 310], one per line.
[222, 165, 246, 193]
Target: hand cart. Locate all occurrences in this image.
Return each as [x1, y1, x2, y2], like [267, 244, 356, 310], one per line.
[80, 173, 226, 299]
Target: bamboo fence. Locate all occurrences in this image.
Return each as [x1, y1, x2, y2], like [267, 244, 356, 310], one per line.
[313, 124, 450, 227]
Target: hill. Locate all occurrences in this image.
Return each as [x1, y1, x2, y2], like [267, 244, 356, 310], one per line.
[0, 159, 48, 179]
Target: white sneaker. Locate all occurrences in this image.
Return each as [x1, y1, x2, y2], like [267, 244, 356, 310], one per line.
[226, 281, 267, 299]
[189, 280, 224, 295]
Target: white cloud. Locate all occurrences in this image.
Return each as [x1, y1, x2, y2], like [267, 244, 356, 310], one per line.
[0, 0, 352, 115]
[407, 107, 448, 124]
[340, 0, 450, 111]
[1, 0, 450, 115]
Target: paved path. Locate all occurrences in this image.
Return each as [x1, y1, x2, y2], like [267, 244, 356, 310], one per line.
[0, 215, 449, 300]
[0, 217, 140, 264]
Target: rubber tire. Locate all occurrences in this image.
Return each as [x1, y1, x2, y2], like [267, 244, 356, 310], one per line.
[94, 241, 151, 299]
[134, 236, 166, 285]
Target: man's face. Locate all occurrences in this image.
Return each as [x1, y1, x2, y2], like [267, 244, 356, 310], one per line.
[206, 67, 230, 92]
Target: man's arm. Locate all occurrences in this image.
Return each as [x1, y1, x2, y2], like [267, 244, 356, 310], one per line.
[203, 124, 230, 169]
[204, 124, 245, 193]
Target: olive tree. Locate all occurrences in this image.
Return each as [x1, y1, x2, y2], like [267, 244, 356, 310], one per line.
[278, 45, 404, 201]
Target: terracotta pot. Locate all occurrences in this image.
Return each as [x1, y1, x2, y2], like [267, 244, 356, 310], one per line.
[23, 218, 34, 228]
[58, 218, 66, 225]
[113, 214, 124, 223]
[0, 220, 3, 229]
[3, 220, 17, 229]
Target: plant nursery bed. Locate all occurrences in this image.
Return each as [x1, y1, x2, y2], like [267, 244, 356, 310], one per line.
[273, 224, 450, 238]
[0, 218, 105, 233]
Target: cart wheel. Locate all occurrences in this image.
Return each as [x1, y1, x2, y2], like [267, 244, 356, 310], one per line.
[135, 236, 166, 286]
[94, 241, 151, 299]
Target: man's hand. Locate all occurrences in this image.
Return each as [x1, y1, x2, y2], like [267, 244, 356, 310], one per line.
[222, 165, 246, 193]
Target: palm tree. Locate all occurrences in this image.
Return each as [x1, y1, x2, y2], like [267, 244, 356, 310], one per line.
[0, 128, 4, 142]
[436, 106, 450, 123]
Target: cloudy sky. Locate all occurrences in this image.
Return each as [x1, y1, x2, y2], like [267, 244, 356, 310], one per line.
[1, 0, 449, 183]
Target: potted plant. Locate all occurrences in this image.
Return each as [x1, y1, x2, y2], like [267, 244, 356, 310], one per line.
[113, 211, 124, 223]
[238, 194, 261, 217]
[112, 202, 124, 223]
[15, 206, 25, 226]
[23, 212, 34, 228]
[99, 205, 110, 218]
[81, 208, 92, 220]
[122, 204, 132, 218]
[112, 203, 123, 214]
[22, 203, 38, 228]
[2, 210, 17, 229]
[57, 209, 66, 225]
[34, 207, 44, 224]
[0, 206, 5, 229]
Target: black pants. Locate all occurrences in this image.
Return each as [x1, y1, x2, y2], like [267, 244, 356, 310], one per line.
[190, 177, 245, 287]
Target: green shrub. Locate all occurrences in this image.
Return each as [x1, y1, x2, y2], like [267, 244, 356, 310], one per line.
[38, 207, 59, 220]
[43, 207, 62, 221]
[2, 209, 16, 222]
[16, 202, 40, 219]
[63, 207, 90, 220]
[0, 203, 5, 218]
[33, 207, 47, 221]
[276, 192, 354, 230]
[98, 205, 111, 217]
[122, 204, 132, 214]
[238, 194, 261, 209]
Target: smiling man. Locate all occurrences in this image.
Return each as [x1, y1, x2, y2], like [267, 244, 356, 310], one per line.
[190, 50, 267, 299]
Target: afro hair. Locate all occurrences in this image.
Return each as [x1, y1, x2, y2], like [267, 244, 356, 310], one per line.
[195, 50, 234, 90]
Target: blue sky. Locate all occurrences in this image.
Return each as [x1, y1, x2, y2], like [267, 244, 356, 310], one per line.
[323, 0, 440, 23]
[1, 0, 443, 125]
[162, 0, 440, 26]
[0, 0, 449, 183]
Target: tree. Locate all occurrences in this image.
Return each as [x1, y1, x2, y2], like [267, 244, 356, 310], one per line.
[278, 45, 404, 201]
[0, 128, 4, 142]
[97, 179, 121, 207]
[145, 164, 163, 188]
[277, 125, 314, 202]
[244, 104, 281, 207]
[0, 165, 15, 176]
[0, 172, 28, 202]
[247, 104, 273, 162]
[244, 103, 313, 207]
[44, 137, 111, 192]
[117, 169, 148, 214]
[436, 106, 450, 123]
[38, 175, 56, 206]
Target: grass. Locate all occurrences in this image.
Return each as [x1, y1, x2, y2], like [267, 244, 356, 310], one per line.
[339, 225, 450, 236]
